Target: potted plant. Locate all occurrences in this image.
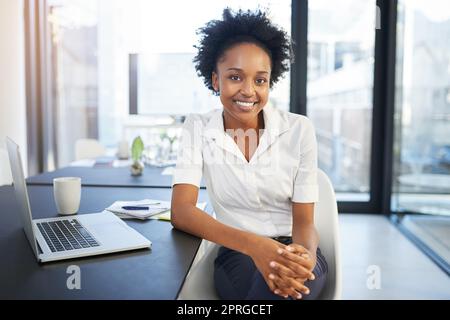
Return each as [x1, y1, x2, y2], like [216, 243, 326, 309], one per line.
[130, 136, 144, 176]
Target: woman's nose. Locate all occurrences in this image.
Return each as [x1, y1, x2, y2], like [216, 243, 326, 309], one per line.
[240, 79, 256, 96]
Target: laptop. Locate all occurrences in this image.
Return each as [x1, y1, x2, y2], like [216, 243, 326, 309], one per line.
[6, 137, 151, 263]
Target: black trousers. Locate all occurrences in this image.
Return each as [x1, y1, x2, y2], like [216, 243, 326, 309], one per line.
[214, 237, 328, 300]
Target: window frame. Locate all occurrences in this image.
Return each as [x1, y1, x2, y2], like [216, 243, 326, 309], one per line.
[290, 0, 397, 214]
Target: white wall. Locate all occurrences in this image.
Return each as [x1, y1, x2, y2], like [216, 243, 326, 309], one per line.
[0, 0, 27, 180]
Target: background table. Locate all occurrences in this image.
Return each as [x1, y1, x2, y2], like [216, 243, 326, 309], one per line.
[0, 184, 210, 299]
[26, 166, 207, 189]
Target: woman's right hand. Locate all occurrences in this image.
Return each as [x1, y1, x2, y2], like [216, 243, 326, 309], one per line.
[267, 245, 316, 299]
[248, 236, 314, 299]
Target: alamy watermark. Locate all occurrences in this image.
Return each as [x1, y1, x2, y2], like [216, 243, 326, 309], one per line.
[366, 265, 381, 290]
[66, 265, 81, 290]
[177, 120, 282, 175]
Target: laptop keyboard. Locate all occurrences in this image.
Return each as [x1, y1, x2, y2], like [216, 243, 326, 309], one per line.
[37, 219, 99, 252]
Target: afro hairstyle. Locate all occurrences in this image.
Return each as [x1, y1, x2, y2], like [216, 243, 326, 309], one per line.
[193, 7, 293, 95]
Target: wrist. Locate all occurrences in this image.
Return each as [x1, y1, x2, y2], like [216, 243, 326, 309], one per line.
[241, 233, 262, 256]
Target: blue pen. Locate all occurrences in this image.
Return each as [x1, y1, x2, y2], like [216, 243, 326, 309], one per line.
[122, 206, 149, 210]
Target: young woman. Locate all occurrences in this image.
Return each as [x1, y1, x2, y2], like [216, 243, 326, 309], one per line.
[171, 8, 328, 300]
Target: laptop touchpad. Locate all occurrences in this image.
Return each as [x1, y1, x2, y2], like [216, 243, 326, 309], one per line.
[93, 222, 130, 237]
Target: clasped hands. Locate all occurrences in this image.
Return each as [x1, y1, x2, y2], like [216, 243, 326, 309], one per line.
[250, 238, 317, 300]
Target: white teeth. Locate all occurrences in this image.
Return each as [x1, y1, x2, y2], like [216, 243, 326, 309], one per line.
[235, 101, 255, 107]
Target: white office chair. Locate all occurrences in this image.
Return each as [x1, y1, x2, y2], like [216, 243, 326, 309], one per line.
[0, 148, 13, 186]
[74, 139, 107, 161]
[177, 168, 342, 300]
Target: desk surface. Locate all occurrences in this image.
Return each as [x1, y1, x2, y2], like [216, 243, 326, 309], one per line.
[26, 166, 206, 189]
[0, 185, 209, 299]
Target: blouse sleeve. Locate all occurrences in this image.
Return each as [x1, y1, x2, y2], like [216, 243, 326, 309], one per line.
[292, 117, 319, 203]
[171, 115, 204, 188]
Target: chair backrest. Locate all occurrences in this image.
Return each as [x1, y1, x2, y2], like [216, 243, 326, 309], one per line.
[75, 139, 106, 161]
[315, 169, 342, 299]
[0, 148, 13, 186]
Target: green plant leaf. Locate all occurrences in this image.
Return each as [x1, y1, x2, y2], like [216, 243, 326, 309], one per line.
[131, 136, 144, 162]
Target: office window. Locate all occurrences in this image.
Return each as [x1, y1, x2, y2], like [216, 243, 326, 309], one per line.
[307, 0, 377, 201]
[392, 0, 450, 216]
[392, 0, 450, 274]
[45, 0, 291, 166]
[133, 1, 291, 116]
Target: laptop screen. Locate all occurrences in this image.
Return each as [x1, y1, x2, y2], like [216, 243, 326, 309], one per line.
[6, 137, 39, 258]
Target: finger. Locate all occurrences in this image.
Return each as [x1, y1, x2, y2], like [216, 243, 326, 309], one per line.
[268, 272, 291, 293]
[282, 259, 316, 280]
[267, 275, 289, 298]
[269, 273, 305, 300]
[267, 274, 288, 298]
[269, 280, 289, 299]
[296, 277, 309, 284]
[277, 246, 316, 272]
[285, 260, 316, 280]
[285, 277, 311, 296]
[285, 244, 309, 255]
[273, 288, 289, 299]
[270, 260, 314, 282]
[270, 258, 313, 280]
[273, 276, 310, 299]
[267, 278, 276, 293]
[277, 248, 312, 267]
[286, 245, 315, 262]
[286, 286, 302, 300]
[275, 281, 302, 300]
[274, 273, 310, 298]
[269, 260, 297, 278]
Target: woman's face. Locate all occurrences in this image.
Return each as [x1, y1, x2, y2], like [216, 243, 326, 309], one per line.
[212, 42, 271, 126]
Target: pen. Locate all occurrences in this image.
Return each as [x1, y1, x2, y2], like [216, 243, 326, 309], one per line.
[122, 206, 150, 210]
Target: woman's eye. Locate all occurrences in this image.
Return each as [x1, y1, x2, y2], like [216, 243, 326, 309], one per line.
[256, 78, 267, 84]
[230, 75, 240, 81]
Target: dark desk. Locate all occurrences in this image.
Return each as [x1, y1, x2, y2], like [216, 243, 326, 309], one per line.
[26, 166, 206, 189]
[0, 185, 209, 299]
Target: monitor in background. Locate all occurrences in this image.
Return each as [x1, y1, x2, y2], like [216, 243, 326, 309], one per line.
[129, 53, 220, 116]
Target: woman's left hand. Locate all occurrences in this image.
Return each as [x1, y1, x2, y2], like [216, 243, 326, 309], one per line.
[269, 244, 317, 299]
[282, 244, 317, 272]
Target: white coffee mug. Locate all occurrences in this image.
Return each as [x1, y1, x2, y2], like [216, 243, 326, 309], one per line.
[117, 140, 130, 159]
[53, 177, 81, 215]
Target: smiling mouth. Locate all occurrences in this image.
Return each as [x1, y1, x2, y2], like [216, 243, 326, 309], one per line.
[233, 100, 258, 110]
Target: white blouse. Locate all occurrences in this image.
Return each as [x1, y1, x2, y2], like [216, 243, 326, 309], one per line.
[172, 104, 319, 237]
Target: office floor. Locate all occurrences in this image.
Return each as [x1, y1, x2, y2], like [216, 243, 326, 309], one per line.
[339, 214, 450, 299]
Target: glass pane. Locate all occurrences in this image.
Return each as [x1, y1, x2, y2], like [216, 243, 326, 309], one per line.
[307, 0, 377, 201]
[137, 53, 217, 116]
[393, 0, 450, 215]
[47, 0, 100, 166]
[47, 0, 291, 166]
[136, 1, 291, 116]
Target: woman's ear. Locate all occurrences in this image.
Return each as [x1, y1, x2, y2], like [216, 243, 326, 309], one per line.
[212, 72, 219, 92]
